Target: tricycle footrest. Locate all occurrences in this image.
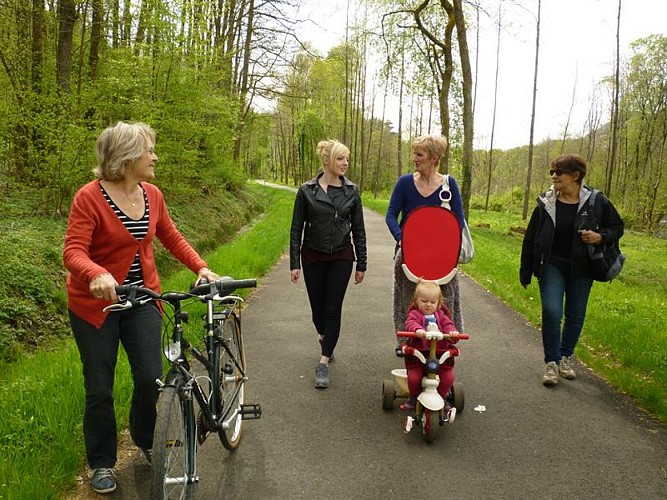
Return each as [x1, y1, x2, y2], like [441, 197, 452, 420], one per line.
[240, 403, 262, 420]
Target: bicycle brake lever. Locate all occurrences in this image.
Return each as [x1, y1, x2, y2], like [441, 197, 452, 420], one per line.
[103, 301, 133, 312]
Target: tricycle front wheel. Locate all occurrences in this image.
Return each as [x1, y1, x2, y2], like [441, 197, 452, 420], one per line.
[422, 409, 439, 443]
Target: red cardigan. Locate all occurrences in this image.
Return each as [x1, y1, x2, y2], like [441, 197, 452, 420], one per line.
[63, 180, 207, 328]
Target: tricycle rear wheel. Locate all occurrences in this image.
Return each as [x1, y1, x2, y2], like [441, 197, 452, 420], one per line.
[451, 381, 465, 412]
[382, 380, 396, 410]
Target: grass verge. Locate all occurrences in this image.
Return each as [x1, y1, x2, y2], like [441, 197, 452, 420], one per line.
[363, 196, 667, 425]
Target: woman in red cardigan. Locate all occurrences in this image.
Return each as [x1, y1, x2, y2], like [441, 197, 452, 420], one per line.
[63, 121, 217, 494]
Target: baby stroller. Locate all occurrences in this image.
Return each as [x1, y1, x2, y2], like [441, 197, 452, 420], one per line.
[381, 205, 468, 442]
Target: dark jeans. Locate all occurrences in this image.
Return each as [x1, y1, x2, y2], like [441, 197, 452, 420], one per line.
[302, 259, 353, 358]
[538, 256, 593, 364]
[70, 304, 163, 469]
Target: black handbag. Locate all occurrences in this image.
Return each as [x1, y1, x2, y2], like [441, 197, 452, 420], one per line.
[586, 190, 626, 282]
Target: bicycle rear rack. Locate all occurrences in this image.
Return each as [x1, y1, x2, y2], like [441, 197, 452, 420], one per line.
[240, 403, 262, 420]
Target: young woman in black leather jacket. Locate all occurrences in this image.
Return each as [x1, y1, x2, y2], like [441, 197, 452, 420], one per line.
[290, 139, 367, 389]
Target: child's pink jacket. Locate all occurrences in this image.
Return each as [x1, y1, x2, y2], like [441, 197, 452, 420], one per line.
[404, 304, 458, 353]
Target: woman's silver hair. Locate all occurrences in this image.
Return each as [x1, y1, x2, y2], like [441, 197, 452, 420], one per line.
[93, 121, 155, 181]
[316, 139, 349, 170]
[412, 134, 448, 159]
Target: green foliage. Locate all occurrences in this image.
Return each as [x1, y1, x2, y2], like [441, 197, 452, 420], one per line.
[0, 217, 70, 361]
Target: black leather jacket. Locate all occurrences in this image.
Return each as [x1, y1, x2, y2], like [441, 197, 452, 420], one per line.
[520, 185, 624, 285]
[290, 173, 367, 272]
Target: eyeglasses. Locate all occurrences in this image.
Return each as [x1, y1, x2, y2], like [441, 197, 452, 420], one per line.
[549, 168, 575, 176]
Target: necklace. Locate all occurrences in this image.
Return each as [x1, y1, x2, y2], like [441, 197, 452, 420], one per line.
[126, 187, 140, 207]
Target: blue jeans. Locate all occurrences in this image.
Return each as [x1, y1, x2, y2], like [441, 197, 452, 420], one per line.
[538, 256, 593, 364]
[70, 303, 163, 469]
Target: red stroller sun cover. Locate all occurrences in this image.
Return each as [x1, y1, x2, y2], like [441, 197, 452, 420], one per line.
[400, 205, 462, 284]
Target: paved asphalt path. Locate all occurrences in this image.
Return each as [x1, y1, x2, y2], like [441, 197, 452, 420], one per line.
[97, 206, 667, 500]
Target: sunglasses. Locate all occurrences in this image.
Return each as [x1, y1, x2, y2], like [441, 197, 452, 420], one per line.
[549, 168, 576, 176]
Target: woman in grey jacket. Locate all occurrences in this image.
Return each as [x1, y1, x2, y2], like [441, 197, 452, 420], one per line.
[290, 140, 367, 388]
[520, 154, 624, 386]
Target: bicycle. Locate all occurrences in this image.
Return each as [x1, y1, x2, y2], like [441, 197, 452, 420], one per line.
[104, 277, 261, 500]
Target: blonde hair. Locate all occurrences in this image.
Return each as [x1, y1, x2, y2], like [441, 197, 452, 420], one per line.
[411, 280, 444, 308]
[316, 139, 349, 171]
[93, 121, 156, 181]
[412, 134, 448, 160]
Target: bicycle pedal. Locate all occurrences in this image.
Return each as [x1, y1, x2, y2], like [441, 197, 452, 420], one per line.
[240, 403, 262, 420]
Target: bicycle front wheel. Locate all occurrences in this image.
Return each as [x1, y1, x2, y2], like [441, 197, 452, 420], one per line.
[151, 374, 197, 500]
[215, 313, 246, 450]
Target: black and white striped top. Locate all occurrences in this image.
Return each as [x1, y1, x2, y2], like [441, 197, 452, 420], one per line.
[100, 185, 150, 296]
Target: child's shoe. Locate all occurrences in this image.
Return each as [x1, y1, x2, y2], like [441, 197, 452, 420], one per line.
[400, 396, 416, 410]
[446, 406, 457, 424]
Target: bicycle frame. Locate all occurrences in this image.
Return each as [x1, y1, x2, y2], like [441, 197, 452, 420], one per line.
[104, 277, 260, 497]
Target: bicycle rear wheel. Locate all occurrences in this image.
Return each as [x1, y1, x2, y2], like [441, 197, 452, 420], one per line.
[215, 313, 246, 450]
[151, 374, 197, 500]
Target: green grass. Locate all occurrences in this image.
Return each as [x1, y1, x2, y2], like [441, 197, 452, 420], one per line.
[0, 183, 295, 500]
[364, 195, 667, 425]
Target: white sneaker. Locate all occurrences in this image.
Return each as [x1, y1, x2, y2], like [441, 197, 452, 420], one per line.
[559, 356, 576, 379]
[542, 361, 559, 386]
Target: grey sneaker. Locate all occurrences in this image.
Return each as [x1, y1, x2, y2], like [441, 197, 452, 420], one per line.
[559, 356, 576, 379]
[91, 468, 116, 494]
[315, 362, 329, 388]
[542, 361, 559, 386]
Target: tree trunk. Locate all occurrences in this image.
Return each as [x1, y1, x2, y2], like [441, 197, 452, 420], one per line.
[485, 1, 502, 212]
[453, 0, 474, 217]
[233, 0, 255, 161]
[522, 0, 541, 221]
[56, 0, 76, 95]
[606, 0, 622, 196]
[31, 0, 44, 93]
[89, 0, 103, 82]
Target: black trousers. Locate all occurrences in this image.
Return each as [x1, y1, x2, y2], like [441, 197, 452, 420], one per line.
[302, 259, 353, 358]
[70, 303, 163, 469]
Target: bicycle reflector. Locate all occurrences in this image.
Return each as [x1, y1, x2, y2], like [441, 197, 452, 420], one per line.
[165, 342, 181, 362]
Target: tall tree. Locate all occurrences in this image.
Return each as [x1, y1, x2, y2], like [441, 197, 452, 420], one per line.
[606, 0, 622, 196]
[452, 0, 474, 216]
[485, 1, 502, 212]
[522, 0, 541, 221]
[56, 0, 77, 95]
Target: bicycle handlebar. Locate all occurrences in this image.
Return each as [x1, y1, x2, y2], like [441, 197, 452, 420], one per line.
[105, 277, 257, 312]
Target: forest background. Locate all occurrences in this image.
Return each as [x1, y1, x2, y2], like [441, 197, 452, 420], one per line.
[0, 1, 665, 358]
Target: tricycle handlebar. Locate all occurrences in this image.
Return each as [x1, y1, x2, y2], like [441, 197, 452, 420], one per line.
[397, 331, 469, 341]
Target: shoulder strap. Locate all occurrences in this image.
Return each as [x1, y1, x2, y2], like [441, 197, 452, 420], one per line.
[588, 189, 599, 209]
[440, 174, 452, 208]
